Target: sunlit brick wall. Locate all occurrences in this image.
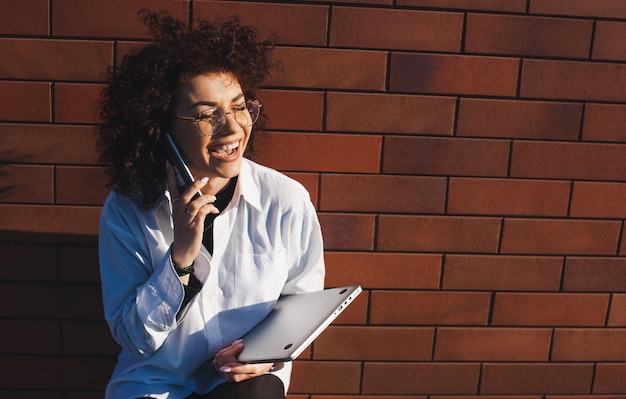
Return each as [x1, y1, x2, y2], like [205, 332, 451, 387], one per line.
[2, 0, 626, 397]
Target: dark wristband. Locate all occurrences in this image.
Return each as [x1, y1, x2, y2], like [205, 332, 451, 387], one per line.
[173, 261, 194, 276]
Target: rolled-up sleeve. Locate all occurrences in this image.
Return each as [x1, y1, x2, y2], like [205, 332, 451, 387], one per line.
[99, 193, 184, 357]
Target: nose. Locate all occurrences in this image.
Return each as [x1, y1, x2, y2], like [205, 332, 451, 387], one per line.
[215, 111, 241, 136]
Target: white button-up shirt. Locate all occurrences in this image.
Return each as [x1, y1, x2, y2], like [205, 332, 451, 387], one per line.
[99, 159, 325, 399]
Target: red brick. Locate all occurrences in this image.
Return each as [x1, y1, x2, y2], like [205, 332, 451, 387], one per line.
[62, 321, 118, 356]
[254, 132, 381, 173]
[283, 172, 319, 206]
[318, 213, 375, 250]
[324, 252, 441, 289]
[529, 0, 626, 19]
[594, 363, 626, 394]
[1, 124, 98, 165]
[290, 361, 361, 394]
[457, 99, 582, 140]
[480, 363, 594, 395]
[383, 136, 510, 176]
[320, 174, 446, 213]
[54, 83, 105, 124]
[0, 82, 50, 122]
[434, 327, 551, 361]
[314, 326, 434, 360]
[312, 396, 423, 399]
[511, 141, 626, 180]
[389, 53, 519, 96]
[0, 320, 60, 354]
[55, 166, 109, 205]
[578, 181, 622, 216]
[448, 178, 570, 216]
[269, 47, 387, 90]
[552, 329, 626, 361]
[0, 205, 100, 236]
[492, 293, 609, 326]
[362, 362, 479, 395]
[620, 226, 626, 256]
[114, 40, 145, 66]
[0, 282, 102, 319]
[593, 21, 626, 61]
[377, 215, 501, 253]
[501, 219, 620, 255]
[302, 0, 391, 5]
[0, 39, 112, 81]
[0, 243, 57, 281]
[0, 355, 114, 390]
[257, 90, 324, 131]
[442, 255, 563, 291]
[564, 257, 626, 292]
[608, 294, 626, 326]
[0, 0, 49, 35]
[547, 396, 624, 399]
[521, 59, 626, 102]
[0, 165, 54, 204]
[582, 103, 626, 142]
[326, 92, 456, 135]
[195, 1, 328, 46]
[433, 397, 540, 399]
[330, 7, 462, 51]
[52, 0, 188, 38]
[397, 0, 526, 12]
[58, 245, 100, 283]
[466, 14, 592, 58]
[370, 290, 491, 325]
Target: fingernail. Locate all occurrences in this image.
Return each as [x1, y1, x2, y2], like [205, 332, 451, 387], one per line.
[232, 339, 243, 345]
[219, 365, 232, 373]
[200, 177, 209, 184]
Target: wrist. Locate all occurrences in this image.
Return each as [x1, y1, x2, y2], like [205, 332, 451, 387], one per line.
[171, 243, 195, 274]
[173, 260, 194, 276]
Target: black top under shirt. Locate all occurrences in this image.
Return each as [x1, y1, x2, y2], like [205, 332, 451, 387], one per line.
[179, 176, 239, 313]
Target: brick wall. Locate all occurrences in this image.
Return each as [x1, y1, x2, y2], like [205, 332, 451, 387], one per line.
[1, 0, 626, 397]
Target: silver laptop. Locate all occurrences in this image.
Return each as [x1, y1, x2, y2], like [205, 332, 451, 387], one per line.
[237, 285, 362, 364]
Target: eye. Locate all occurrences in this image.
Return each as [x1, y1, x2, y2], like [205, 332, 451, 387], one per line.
[197, 109, 219, 121]
[232, 103, 247, 112]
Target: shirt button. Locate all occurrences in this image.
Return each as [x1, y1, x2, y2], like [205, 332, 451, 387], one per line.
[261, 256, 270, 266]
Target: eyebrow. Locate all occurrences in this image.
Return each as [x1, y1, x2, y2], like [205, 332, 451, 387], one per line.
[188, 93, 245, 110]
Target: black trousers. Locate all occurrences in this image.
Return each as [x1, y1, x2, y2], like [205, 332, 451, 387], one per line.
[186, 374, 285, 399]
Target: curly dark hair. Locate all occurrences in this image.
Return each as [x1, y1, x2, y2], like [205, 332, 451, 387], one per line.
[97, 10, 276, 208]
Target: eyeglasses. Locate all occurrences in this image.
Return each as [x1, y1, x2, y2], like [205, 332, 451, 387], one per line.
[172, 100, 262, 136]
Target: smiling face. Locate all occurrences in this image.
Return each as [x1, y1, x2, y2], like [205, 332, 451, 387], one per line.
[170, 72, 252, 195]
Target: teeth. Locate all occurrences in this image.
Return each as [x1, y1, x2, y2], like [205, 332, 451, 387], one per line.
[209, 141, 239, 155]
[221, 142, 239, 151]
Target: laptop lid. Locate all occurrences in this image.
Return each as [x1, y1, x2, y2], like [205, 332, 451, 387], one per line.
[237, 285, 362, 364]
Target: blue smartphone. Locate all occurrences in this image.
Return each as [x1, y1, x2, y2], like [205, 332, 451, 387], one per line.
[162, 133, 202, 200]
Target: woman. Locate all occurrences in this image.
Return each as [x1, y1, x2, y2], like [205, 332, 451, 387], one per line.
[97, 11, 325, 399]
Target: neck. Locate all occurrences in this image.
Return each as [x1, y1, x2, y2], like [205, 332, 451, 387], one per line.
[202, 175, 234, 196]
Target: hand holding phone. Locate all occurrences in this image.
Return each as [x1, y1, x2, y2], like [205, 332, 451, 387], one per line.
[162, 133, 202, 200]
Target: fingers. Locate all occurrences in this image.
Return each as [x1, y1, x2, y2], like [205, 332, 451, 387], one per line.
[213, 340, 273, 382]
[219, 362, 273, 383]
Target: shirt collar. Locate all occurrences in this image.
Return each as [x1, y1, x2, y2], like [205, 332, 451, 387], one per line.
[237, 158, 262, 211]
